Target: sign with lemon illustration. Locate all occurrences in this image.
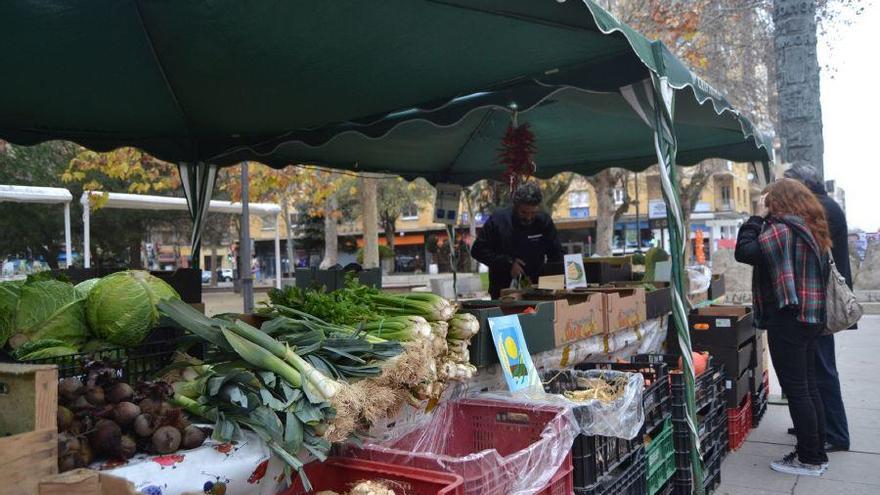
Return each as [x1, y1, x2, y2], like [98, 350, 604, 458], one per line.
[488, 315, 540, 392]
[564, 254, 588, 289]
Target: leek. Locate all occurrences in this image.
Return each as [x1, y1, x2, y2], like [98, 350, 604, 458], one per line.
[227, 321, 341, 400]
[222, 328, 302, 388]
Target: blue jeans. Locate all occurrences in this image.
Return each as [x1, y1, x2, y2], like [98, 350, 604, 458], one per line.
[815, 334, 850, 447]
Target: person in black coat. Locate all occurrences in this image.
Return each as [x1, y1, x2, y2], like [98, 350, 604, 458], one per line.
[471, 182, 564, 299]
[784, 164, 851, 452]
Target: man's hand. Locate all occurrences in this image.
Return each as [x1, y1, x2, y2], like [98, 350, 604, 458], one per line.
[510, 258, 526, 278]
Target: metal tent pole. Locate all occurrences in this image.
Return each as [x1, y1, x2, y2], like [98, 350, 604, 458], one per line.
[81, 194, 91, 268]
[274, 213, 282, 289]
[63, 202, 72, 268]
[240, 161, 254, 313]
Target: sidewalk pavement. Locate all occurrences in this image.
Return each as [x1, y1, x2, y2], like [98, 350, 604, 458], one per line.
[716, 315, 880, 494]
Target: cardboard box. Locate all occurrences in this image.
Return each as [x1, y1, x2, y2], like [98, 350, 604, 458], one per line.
[0, 363, 58, 495]
[689, 305, 755, 349]
[610, 281, 672, 319]
[708, 273, 726, 301]
[583, 257, 633, 283]
[517, 291, 607, 344]
[583, 287, 647, 333]
[39, 470, 140, 495]
[460, 294, 606, 367]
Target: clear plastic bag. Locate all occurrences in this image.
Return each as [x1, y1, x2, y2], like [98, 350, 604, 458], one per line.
[536, 368, 645, 439]
[343, 397, 579, 495]
[687, 265, 712, 295]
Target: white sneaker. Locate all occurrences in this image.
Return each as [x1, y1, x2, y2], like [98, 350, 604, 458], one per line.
[770, 452, 826, 476]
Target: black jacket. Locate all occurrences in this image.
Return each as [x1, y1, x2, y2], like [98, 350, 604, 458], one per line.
[471, 208, 564, 299]
[814, 191, 852, 288]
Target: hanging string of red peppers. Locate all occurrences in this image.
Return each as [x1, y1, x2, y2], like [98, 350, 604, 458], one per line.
[498, 119, 537, 193]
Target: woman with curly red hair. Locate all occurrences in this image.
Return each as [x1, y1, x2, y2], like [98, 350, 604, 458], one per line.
[736, 178, 831, 476]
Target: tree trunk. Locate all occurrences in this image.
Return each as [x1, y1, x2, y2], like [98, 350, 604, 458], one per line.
[589, 169, 619, 256]
[382, 215, 397, 273]
[360, 174, 380, 269]
[319, 194, 338, 269]
[129, 239, 143, 269]
[210, 246, 219, 287]
[773, 0, 824, 179]
[465, 192, 478, 272]
[282, 195, 295, 275]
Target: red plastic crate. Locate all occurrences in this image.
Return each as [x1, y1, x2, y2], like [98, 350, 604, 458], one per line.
[537, 452, 574, 495]
[281, 457, 465, 495]
[346, 399, 574, 495]
[727, 392, 752, 451]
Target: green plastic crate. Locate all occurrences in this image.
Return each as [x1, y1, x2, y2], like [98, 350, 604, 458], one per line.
[646, 417, 675, 495]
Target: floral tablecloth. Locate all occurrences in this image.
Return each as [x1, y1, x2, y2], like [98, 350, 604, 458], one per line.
[94, 430, 287, 495]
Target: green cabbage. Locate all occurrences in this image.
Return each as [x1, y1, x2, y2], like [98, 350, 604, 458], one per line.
[0, 279, 24, 348]
[74, 278, 100, 299]
[13, 279, 88, 348]
[86, 271, 180, 347]
[11, 338, 78, 360]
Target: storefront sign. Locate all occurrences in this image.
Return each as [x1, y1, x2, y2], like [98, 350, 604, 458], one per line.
[648, 199, 667, 219]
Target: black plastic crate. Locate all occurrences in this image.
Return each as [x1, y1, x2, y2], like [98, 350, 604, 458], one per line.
[672, 441, 723, 495]
[670, 367, 724, 415]
[575, 446, 647, 495]
[541, 368, 644, 489]
[12, 326, 189, 383]
[575, 361, 671, 433]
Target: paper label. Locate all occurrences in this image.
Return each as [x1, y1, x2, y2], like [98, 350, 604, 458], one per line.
[489, 315, 540, 392]
[564, 254, 588, 289]
[716, 318, 732, 328]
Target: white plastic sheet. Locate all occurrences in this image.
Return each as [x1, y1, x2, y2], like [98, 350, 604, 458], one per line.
[345, 397, 579, 495]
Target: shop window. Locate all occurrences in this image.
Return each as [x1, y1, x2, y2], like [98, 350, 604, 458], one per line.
[568, 190, 590, 208]
[401, 203, 419, 220]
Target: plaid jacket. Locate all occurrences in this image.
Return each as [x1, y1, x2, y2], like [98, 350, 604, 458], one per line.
[736, 215, 827, 326]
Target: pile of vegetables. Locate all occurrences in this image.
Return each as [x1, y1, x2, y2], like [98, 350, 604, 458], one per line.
[56, 361, 205, 472]
[0, 271, 180, 359]
[264, 282, 479, 400]
[560, 374, 629, 404]
[160, 282, 481, 489]
[317, 481, 398, 495]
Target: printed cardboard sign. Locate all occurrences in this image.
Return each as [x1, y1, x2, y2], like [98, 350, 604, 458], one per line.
[489, 315, 540, 392]
[564, 254, 588, 289]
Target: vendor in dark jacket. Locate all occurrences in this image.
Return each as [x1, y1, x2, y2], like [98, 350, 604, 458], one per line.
[784, 164, 852, 452]
[471, 182, 564, 299]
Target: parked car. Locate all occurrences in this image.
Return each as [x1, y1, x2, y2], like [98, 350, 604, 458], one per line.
[216, 268, 234, 282]
[201, 270, 211, 284]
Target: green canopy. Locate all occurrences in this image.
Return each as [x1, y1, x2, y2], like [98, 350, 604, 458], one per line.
[1, 4, 769, 488]
[0, 0, 769, 175]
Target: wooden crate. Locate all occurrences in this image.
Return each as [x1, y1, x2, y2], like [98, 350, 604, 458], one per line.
[39, 469, 139, 495]
[0, 363, 59, 495]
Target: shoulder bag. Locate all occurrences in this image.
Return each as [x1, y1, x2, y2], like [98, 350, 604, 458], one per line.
[824, 250, 863, 335]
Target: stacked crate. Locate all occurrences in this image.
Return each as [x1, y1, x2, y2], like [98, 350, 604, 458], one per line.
[575, 361, 673, 495]
[751, 330, 770, 426]
[631, 354, 726, 495]
[687, 305, 757, 451]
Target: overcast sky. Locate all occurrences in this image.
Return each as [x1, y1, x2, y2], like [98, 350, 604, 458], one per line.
[819, 2, 879, 231]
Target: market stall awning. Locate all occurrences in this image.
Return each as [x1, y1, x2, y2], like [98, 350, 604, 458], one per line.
[0, 0, 769, 177]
